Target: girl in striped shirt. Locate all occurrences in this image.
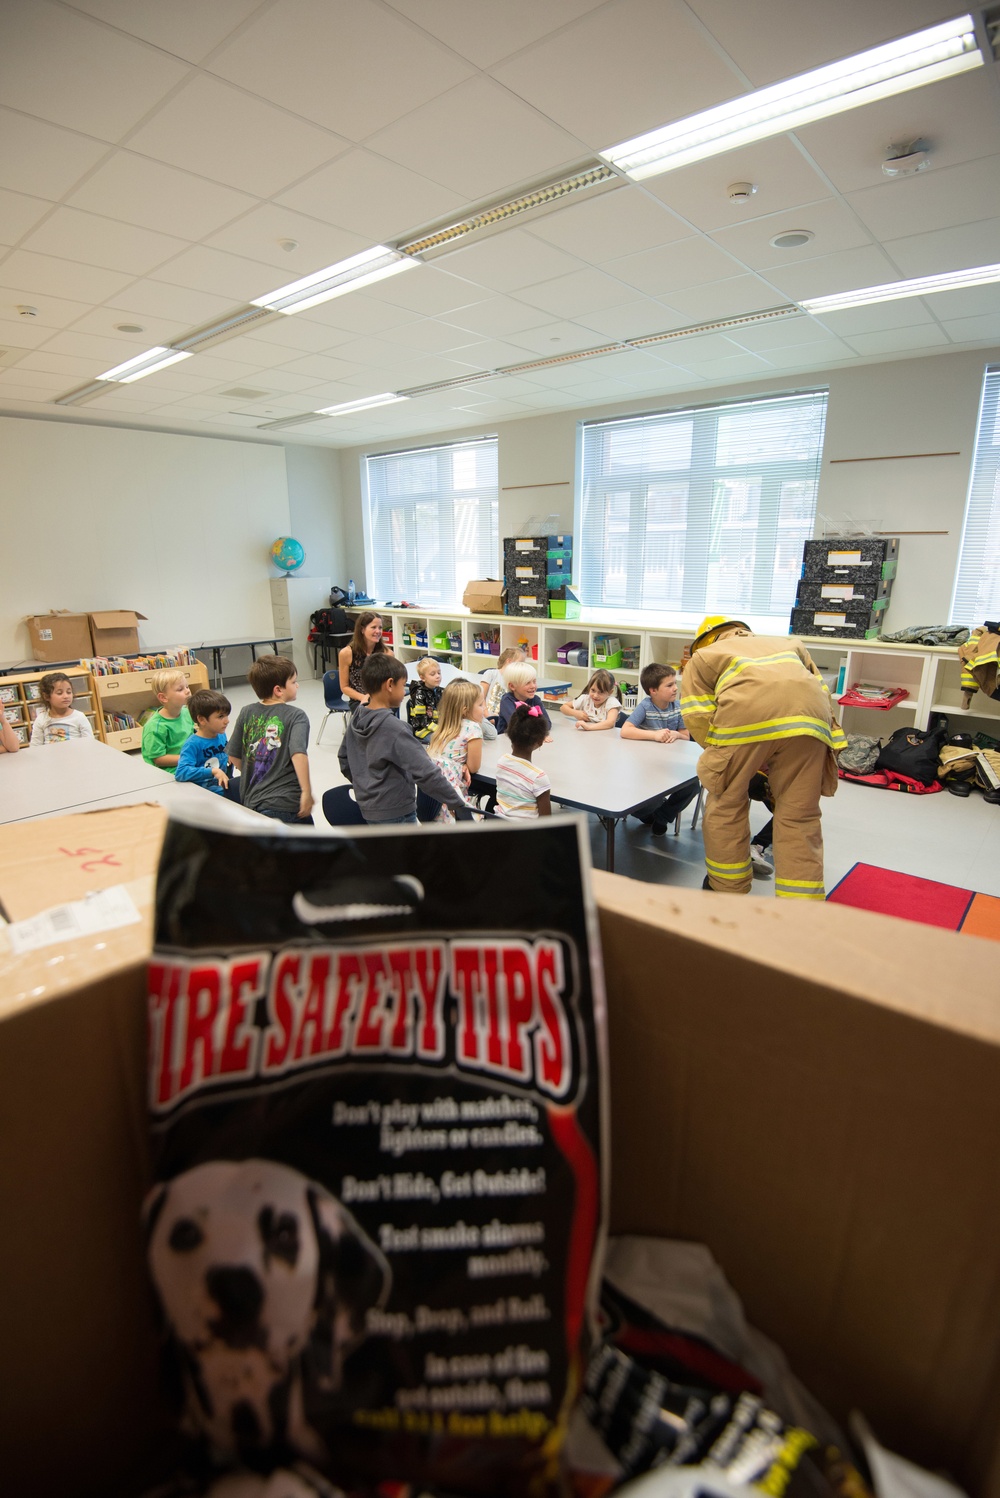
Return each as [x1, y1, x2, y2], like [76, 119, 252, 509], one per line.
[495, 704, 551, 819]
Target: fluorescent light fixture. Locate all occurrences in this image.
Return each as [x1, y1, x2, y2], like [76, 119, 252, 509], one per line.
[800, 262, 1000, 314]
[399, 165, 619, 256]
[601, 14, 981, 179]
[252, 247, 417, 315]
[315, 392, 409, 416]
[97, 346, 193, 382]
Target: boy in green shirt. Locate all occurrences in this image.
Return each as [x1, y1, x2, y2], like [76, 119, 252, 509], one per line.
[141, 668, 193, 774]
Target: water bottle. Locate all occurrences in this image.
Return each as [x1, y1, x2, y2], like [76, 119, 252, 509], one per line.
[347, 578, 356, 605]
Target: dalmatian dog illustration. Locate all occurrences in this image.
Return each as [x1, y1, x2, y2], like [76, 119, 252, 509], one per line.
[144, 1160, 390, 1464]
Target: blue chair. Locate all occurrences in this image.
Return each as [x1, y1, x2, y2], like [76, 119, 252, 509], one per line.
[317, 671, 350, 744]
[321, 785, 366, 826]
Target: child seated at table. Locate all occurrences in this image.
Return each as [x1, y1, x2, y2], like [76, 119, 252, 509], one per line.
[30, 672, 94, 745]
[560, 668, 621, 732]
[426, 679, 485, 822]
[496, 662, 552, 740]
[407, 657, 444, 740]
[141, 668, 193, 773]
[0, 713, 21, 752]
[495, 704, 551, 819]
[621, 662, 700, 836]
[176, 689, 232, 796]
[483, 646, 525, 720]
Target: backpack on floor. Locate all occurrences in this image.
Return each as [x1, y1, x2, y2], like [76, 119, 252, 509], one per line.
[838, 767, 942, 794]
[837, 733, 881, 775]
[874, 725, 947, 786]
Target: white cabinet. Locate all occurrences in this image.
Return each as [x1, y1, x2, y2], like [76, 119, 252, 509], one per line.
[271, 576, 329, 679]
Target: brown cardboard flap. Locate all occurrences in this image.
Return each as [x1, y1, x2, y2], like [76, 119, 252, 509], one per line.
[593, 872, 1000, 1492]
[89, 609, 147, 628]
[462, 579, 505, 613]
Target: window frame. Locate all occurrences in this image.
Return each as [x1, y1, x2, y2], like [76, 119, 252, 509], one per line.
[951, 366, 1000, 624]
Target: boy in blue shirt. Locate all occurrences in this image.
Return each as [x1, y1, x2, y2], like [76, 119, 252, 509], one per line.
[622, 663, 700, 835]
[176, 689, 232, 796]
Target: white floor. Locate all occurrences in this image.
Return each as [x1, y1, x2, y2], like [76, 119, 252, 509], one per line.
[224, 678, 1000, 898]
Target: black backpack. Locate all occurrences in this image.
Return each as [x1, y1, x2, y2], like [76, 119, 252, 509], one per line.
[874, 725, 946, 786]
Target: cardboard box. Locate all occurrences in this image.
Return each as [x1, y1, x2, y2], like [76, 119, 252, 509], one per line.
[24, 610, 92, 662]
[462, 578, 505, 614]
[3, 811, 1000, 1495]
[88, 609, 147, 656]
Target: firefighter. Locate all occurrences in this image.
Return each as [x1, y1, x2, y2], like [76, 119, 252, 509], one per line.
[680, 616, 847, 898]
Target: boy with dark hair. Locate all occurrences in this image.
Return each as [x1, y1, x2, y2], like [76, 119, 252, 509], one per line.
[227, 656, 314, 823]
[338, 654, 469, 824]
[622, 661, 701, 836]
[176, 689, 232, 796]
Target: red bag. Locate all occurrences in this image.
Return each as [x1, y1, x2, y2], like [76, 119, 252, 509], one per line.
[838, 767, 942, 794]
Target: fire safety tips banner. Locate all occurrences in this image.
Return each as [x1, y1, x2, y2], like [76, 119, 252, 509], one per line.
[145, 816, 607, 1498]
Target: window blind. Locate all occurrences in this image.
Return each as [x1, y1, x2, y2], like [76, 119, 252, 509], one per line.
[952, 368, 1000, 624]
[364, 438, 498, 605]
[578, 390, 828, 618]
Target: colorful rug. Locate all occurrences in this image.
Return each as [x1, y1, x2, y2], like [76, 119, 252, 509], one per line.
[827, 862, 1000, 942]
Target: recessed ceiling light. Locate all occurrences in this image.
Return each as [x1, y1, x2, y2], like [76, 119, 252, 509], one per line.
[252, 247, 417, 315]
[799, 260, 1000, 312]
[770, 230, 815, 249]
[97, 346, 193, 382]
[115, 322, 144, 333]
[314, 392, 409, 416]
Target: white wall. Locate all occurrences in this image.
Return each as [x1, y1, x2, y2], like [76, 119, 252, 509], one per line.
[335, 345, 1000, 630]
[0, 416, 289, 660]
[284, 444, 347, 590]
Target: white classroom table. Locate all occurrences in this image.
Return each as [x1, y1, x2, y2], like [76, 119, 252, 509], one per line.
[0, 738, 264, 828]
[476, 713, 702, 871]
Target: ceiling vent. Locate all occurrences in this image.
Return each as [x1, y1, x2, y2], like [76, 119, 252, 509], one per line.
[222, 387, 271, 400]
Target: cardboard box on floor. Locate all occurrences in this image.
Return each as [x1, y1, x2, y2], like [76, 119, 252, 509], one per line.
[89, 608, 147, 655]
[2, 809, 1000, 1497]
[24, 609, 93, 662]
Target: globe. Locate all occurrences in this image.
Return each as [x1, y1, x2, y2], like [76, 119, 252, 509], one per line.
[270, 536, 306, 574]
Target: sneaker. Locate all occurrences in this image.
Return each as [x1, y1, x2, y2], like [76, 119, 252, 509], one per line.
[750, 843, 774, 877]
[650, 819, 668, 836]
[702, 874, 714, 890]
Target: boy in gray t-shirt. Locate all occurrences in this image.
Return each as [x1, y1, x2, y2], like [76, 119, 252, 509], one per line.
[228, 656, 314, 823]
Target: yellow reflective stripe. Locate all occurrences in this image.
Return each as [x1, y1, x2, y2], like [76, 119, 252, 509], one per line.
[707, 717, 842, 747]
[717, 651, 803, 691]
[775, 877, 825, 890]
[680, 694, 715, 713]
[706, 859, 752, 879]
[961, 669, 978, 687]
[776, 889, 825, 899]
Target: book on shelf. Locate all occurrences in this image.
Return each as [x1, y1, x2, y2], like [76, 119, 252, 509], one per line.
[84, 648, 194, 675]
[103, 712, 140, 733]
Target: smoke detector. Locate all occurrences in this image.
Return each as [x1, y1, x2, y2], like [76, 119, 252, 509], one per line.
[727, 181, 758, 203]
[277, 238, 299, 252]
[16, 305, 38, 318]
[882, 140, 930, 177]
[770, 229, 815, 249]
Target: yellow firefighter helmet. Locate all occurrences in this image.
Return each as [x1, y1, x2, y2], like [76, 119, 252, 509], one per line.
[691, 615, 751, 652]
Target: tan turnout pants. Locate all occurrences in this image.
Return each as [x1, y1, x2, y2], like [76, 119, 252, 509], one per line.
[697, 736, 833, 898]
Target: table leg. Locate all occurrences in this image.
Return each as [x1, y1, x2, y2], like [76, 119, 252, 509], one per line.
[213, 648, 223, 687]
[598, 815, 616, 872]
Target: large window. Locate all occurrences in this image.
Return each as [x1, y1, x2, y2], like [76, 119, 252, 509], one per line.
[952, 368, 1000, 623]
[364, 438, 498, 605]
[578, 391, 828, 617]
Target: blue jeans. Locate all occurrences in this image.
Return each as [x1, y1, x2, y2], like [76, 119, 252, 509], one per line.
[257, 804, 315, 825]
[369, 811, 418, 824]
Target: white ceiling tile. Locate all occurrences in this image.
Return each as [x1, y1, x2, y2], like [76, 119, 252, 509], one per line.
[754, 339, 856, 368]
[123, 367, 233, 396]
[654, 332, 741, 362]
[683, 0, 954, 87]
[606, 237, 743, 297]
[127, 75, 346, 197]
[727, 316, 845, 351]
[439, 337, 550, 368]
[210, 0, 473, 139]
[0, 286, 92, 329]
[517, 268, 636, 319]
[673, 353, 772, 380]
[368, 267, 489, 318]
[843, 325, 951, 356]
[277, 149, 464, 243]
[515, 387, 587, 408]
[881, 220, 1000, 279]
[67, 304, 192, 344]
[85, 388, 165, 412]
[451, 397, 532, 417]
[198, 339, 297, 372]
[502, 318, 612, 354]
[153, 244, 283, 301]
[433, 230, 585, 293]
[0, 249, 131, 302]
[204, 204, 371, 273]
[17, 349, 112, 377]
[400, 354, 508, 386]
[661, 275, 785, 322]
[0, 0, 190, 141]
[0, 110, 111, 200]
[39, 328, 162, 364]
[21, 206, 188, 276]
[295, 296, 421, 338]
[67, 153, 258, 240]
[793, 68, 1000, 195]
[234, 367, 325, 393]
[441, 296, 555, 337]
[762, 245, 898, 300]
[914, 283, 1000, 322]
[379, 318, 485, 355]
[0, 316, 55, 349]
[69, 0, 264, 63]
[490, 0, 741, 149]
[238, 319, 353, 356]
[530, 185, 689, 261]
[510, 358, 615, 388]
[812, 301, 937, 337]
[367, 77, 585, 200]
[315, 335, 425, 369]
[384, 0, 606, 67]
[938, 313, 1000, 344]
[577, 348, 672, 379]
[111, 278, 241, 324]
[0, 366, 69, 390]
[846, 157, 1000, 244]
[572, 299, 685, 341]
[642, 137, 834, 232]
[710, 199, 871, 271]
[273, 352, 376, 382]
[0, 189, 56, 245]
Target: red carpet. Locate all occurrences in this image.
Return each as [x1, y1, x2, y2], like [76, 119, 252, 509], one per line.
[827, 863, 1000, 943]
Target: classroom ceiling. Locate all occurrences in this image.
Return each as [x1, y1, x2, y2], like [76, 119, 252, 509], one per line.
[2, 0, 1000, 448]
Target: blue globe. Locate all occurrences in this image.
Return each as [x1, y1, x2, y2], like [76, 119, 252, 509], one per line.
[270, 536, 306, 574]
